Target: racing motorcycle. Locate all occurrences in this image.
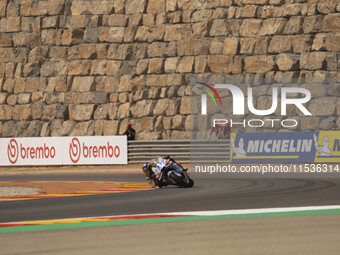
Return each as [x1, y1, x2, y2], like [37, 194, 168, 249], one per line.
[143, 158, 194, 188]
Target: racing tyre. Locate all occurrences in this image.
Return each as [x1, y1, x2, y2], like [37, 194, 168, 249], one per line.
[184, 179, 194, 188]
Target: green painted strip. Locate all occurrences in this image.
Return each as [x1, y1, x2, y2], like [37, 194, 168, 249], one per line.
[1, 209, 340, 234]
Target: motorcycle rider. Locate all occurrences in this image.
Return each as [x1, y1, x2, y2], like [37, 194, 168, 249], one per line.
[142, 160, 164, 188]
[142, 155, 187, 187]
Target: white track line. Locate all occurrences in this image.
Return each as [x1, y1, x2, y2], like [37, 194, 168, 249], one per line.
[2, 205, 340, 225]
[162, 205, 340, 216]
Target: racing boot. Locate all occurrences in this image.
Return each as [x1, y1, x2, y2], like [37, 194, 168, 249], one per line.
[150, 179, 156, 188]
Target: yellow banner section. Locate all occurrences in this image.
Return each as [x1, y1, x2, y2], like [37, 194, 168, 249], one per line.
[314, 131, 340, 163]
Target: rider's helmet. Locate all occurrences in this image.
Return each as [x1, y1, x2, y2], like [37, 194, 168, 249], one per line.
[142, 162, 151, 176]
[142, 162, 150, 170]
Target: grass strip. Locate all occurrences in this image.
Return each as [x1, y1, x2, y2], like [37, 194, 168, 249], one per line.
[1, 208, 340, 234]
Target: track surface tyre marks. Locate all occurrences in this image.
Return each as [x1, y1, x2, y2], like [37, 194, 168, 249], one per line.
[0, 174, 340, 223]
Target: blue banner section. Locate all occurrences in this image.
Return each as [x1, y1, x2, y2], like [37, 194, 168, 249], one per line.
[230, 132, 317, 163]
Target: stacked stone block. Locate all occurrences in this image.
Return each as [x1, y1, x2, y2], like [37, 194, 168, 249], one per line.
[0, 0, 339, 139]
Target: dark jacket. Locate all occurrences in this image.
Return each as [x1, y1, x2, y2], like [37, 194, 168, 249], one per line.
[124, 127, 136, 141]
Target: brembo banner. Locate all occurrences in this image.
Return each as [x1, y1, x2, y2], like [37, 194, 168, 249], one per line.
[66, 136, 127, 165]
[1, 136, 127, 166]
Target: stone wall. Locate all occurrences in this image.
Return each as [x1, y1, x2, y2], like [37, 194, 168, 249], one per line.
[0, 0, 339, 140]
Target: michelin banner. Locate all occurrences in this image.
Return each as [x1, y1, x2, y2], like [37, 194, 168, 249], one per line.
[230, 131, 340, 163]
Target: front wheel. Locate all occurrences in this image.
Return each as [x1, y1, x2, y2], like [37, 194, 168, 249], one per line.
[185, 178, 194, 188]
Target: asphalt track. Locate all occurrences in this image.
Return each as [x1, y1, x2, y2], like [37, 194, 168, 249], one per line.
[1, 173, 340, 255]
[1, 173, 340, 223]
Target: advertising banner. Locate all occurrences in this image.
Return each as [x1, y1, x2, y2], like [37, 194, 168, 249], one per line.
[65, 136, 127, 165]
[230, 131, 340, 163]
[0, 136, 127, 166]
[314, 131, 340, 163]
[2, 137, 63, 166]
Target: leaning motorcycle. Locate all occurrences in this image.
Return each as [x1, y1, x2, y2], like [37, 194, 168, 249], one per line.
[143, 160, 194, 188]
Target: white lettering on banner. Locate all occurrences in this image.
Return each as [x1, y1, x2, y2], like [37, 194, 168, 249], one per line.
[1, 136, 127, 166]
[247, 139, 313, 153]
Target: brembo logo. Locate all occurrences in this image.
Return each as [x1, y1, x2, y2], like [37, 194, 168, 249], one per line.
[7, 139, 56, 164]
[7, 139, 19, 164]
[69, 138, 81, 163]
[69, 138, 121, 164]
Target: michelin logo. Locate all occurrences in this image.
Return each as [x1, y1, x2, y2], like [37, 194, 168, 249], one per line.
[247, 139, 312, 153]
[314, 131, 340, 161]
[314, 134, 332, 156]
[231, 136, 313, 154]
[231, 136, 246, 156]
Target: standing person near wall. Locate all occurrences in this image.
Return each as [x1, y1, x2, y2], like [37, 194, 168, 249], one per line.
[224, 122, 231, 139]
[124, 123, 136, 141]
[208, 123, 231, 140]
